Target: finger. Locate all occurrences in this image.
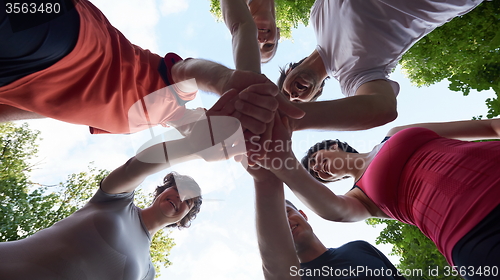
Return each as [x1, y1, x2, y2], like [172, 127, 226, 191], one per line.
[234, 99, 274, 124]
[276, 92, 305, 119]
[244, 131, 261, 166]
[241, 82, 279, 97]
[232, 111, 267, 135]
[258, 115, 275, 159]
[207, 89, 239, 116]
[281, 115, 292, 137]
[239, 90, 279, 111]
[234, 154, 244, 162]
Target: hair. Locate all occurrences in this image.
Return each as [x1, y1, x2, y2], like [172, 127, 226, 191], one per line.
[301, 139, 359, 183]
[276, 57, 329, 102]
[152, 172, 202, 229]
[285, 199, 298, 211]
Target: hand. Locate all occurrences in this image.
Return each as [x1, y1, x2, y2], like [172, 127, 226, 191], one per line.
[187, 92, 248, 162]
[246, 163, 280, 184]
[251, 114, 299, 174]
[222, 70, 305, 127]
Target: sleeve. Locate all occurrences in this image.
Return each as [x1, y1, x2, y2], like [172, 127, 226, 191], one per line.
[365, 242, 407, 280]
[340, 69, 400, 97]
[89, 127, 113, 134]
[88, 187, 135, 205]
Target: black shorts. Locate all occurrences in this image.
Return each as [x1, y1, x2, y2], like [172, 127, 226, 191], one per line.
[0, 0, 79, 86]
[452, 204, 500, 279]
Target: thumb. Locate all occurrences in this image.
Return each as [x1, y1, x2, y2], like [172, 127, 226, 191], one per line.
[208, 89, 239, 116]
[276, 94, 305, 119]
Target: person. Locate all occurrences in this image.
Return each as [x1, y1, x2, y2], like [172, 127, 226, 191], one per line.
[276, 0, 484, 131]
[0, 98, 249, 279]
[220, 0, 280, 64]
[0, 0, 300, 136]
[247, 163, 406, 279]
[256, 117, 500, 279]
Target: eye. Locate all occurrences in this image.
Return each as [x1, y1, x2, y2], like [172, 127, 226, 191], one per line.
[263, 43, 274, 51]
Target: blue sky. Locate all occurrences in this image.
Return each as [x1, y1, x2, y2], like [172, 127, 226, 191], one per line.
[21, 0, 497, 279]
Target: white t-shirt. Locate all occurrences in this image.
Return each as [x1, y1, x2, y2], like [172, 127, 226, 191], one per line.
[311, 0, 483, 97]
[0, 189, 155, 280]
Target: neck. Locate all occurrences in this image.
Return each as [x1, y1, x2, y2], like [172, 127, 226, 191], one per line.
[296, 233, 328, 263]
[140, 207, 165, 236]
[352, 144, 384, 181]
[301, 49, 328, 80]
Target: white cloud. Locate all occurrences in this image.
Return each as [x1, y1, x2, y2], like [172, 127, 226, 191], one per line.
[91, 0, 161, 53]
[160, 0, 189, 16]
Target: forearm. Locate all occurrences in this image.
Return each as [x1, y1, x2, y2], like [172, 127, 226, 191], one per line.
[0, 104, 45, 122]
[254, 178, 300, 280]
[102, 138, 199, 194]
[220, 0, 260, 73]
[171, 58, 233, 96]
[292, 94, 397, 131]
[273, 160, 356, 222]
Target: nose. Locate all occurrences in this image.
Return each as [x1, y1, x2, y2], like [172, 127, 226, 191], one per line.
[258, 29, 269, 43]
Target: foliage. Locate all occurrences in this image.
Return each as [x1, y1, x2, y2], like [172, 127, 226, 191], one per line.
[0, 122, 175, 278]
[367, 219, 462, 280]
[209, 0, 315, 39]
[400, 1, 500, 117]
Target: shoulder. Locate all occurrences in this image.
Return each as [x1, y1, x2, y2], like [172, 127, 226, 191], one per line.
[89, 187, 135, 205]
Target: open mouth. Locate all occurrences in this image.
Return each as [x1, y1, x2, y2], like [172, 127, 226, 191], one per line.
[291, 225, 298, 232]
[258, 28, 269, 33]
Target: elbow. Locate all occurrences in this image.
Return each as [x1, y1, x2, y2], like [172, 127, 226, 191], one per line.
[372, 97, 398, 128]
[380, 104, 398, 126]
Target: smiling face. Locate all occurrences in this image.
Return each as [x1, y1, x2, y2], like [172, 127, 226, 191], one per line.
[277, 59, 328, 102]
[285, 204, 313, 248]
[249, 0, 280, 63]
[308, 148, 349, 182]
[257, 25, 279, 63]
[152, 172, 202, 229]
[154, 186, 195, 225]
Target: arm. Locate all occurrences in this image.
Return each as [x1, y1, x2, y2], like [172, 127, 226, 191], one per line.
[387, 118, 500, 140]
[0, 104, 46, 123]
[254, 116, 374, 222]
[249, 166, 301, 280]
[290, 80, 397, 131]
[101, 96, 246, 194]
[101, 138, 198, 194]
[220, 0, 261, 73]
[171, 58, 233, 96]
[274, 160, 374, 222]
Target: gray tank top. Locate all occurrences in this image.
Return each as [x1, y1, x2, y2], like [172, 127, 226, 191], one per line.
[0, 189, 155, 280]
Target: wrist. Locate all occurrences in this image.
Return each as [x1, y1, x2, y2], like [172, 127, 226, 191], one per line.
[272, 157, 301, 178]
[219, 69, 235, 95]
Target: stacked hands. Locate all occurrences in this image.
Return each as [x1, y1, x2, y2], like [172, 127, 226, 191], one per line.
[186, 70, 304, 169]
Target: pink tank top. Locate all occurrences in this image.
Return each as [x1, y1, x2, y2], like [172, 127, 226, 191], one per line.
[356, 127, 500, 265]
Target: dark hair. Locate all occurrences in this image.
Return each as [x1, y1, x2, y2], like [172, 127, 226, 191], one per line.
[153, 172, 202, 229]
[301, 139, 359, 183]
[277, 57, 329, 102]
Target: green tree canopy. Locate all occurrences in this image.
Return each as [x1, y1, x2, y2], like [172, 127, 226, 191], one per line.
[0, 122, 175, 278]
[367, 219, 461, 280]
[209, 0, 315, 39]
[400, 0, 500, 118]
